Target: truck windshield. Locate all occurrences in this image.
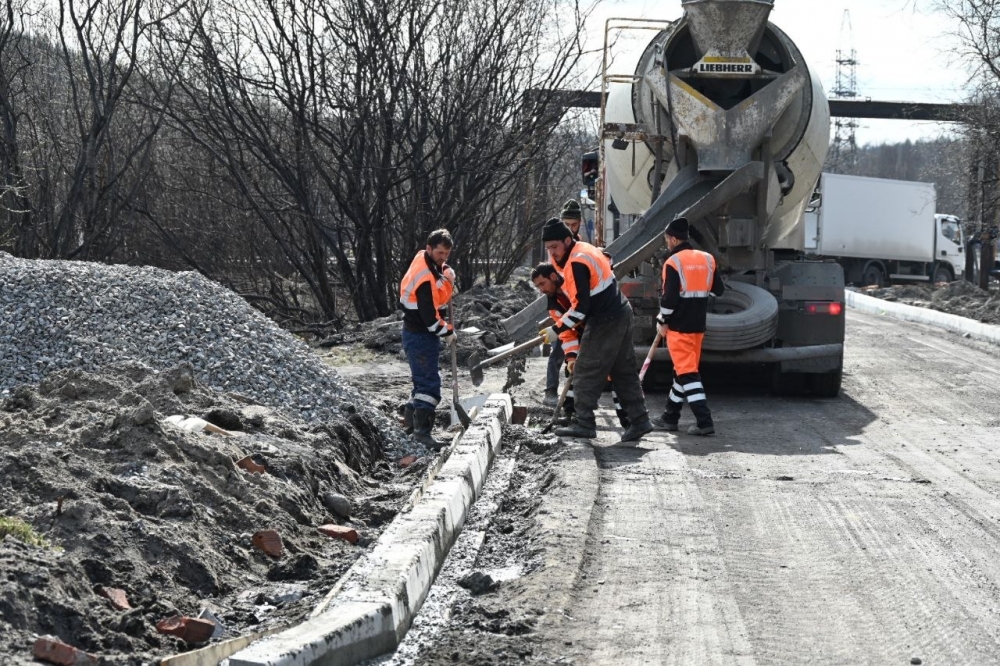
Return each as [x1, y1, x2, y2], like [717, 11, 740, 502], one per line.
[940, 219, 961, 244]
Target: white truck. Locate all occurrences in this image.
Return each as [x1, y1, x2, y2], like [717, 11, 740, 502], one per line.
[804, 173, 964, 286]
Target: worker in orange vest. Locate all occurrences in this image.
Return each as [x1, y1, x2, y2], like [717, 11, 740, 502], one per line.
[540, 219, 652, 443]
[544, 199, 586, 406]
[654, 217, 725, 435]
[399, 229, 457, 450]
[532, 262, 630, 428]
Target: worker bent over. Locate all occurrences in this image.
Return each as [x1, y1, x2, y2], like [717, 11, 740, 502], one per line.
[399, 229, 457, 450]
[654, 217, 725, 436]
[532, 262, 630, 428]
[540, 219, 652, 443]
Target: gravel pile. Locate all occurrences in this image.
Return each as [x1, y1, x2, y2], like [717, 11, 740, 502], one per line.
[0, 252, 406, 448]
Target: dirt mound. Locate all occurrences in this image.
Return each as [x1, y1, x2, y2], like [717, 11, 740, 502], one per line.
[863, 280, 1000, 325]
[0, 363, 415, 665]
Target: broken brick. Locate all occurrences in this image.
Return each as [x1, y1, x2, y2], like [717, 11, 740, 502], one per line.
[97, 586, 131, 610]
[511, 406, 528, 425]
[32, 635, 98, 666]
[318, 524, 359, 544]
[236, 455, 266, 474]
[251, 529, 284, 558]
[397, 455, 419, 468]
[155, 615, 217, 644]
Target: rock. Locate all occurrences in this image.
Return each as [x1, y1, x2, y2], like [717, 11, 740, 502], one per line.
[32, 635, 99, 666]
[457, 571, 499, 595]
[204, 408, 243, 431]
[318, 524, 359, 544]
[322, 492, 352, 518]
[266, 553, 319, 582]
[129, 400, 155, 426]
[236, 455, 266, 474]
[96, 586, 131, 610]
[197, 608, 226, 639]
[251, 529, 284, 558]
[155, 615, 216, 644]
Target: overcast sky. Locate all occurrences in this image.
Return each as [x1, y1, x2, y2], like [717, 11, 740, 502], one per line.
[582, 0, 965, 146]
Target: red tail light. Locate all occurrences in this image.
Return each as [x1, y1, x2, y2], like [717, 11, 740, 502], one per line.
[804, 301, 843, 315]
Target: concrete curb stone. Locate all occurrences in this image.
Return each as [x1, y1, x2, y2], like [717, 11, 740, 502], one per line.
[227, 394, 513, 666]
[845, 289, 1000, 346]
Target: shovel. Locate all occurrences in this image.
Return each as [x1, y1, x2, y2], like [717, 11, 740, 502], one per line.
[541, 372, 573, 435]
[638, 331, 663, 383]
[448, 302, 472, 428]
[468, 334, 545, 387]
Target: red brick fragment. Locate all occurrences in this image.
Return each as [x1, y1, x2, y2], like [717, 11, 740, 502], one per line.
[32, 635, 98, 666]
[155, 615, 217, 644]
[251, 529, 284, 558]
[98, 586, 131, 610]
[236, 455, 266, 474]
[511, 406, 528, 425]
[397, 455, 419, 468]
[318, 524, 359, 544]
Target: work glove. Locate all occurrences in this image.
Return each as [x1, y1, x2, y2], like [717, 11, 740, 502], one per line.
[656, 322, 669, 338]
[566, 358, 576, 374]
[539, 326, 558, 345]
[443, 266, 456, 284]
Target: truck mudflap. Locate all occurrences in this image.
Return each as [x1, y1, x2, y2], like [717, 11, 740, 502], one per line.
[636, 343, 843, 365]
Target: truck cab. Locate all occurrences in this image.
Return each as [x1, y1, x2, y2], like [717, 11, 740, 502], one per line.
[935, 214, 965, 282]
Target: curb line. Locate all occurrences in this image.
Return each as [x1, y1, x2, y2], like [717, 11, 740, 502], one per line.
[845, 290, 1000, 346]
[227, 394, 513, 666]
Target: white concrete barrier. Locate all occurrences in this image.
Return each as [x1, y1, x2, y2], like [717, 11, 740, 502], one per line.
[228, 394, 513, 666]
[845, 290, 1000, 346]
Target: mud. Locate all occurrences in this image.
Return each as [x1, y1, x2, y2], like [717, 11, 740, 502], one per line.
[863, 280, 1000, 324]
[380, 423, 572, 666]
[0, 362, 419, 665]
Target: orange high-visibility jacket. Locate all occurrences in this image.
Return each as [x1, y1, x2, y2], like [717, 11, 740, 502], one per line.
[547, 291, 581, 358]
[551, 241, 621, 333]
[658, 243, 724, 333]
[399, 251, 454, 337]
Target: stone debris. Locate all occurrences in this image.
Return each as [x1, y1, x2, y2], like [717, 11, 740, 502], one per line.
[32, 635, 99, 666]
[318, 524, 360, 544]
[252, 529, 285, 558]
[155, 615, 217, 644]
[96, 586, 131, 611]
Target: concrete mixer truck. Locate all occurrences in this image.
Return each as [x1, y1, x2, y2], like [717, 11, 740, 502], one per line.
[503, 0, 845, 396]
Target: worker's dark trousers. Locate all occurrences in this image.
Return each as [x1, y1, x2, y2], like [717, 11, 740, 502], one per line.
[558, 369, 627, 428]
[571, 305, 648, 431]
[401, 328, 442, 412]
[664, 330, 712, 428]
[546, 338, 564, 393]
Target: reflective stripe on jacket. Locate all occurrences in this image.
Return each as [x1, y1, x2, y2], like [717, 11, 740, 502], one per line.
[552, 241, 624, 332]
[548, 292, 581, 358]
[400, 251, 454, 337]
[659, 243, 724, 334]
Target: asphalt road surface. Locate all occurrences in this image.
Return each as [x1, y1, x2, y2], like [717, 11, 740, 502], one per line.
[543, 308, 1000, 665]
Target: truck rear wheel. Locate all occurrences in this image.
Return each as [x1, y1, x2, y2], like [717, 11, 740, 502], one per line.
[807, 368, 843, 397]
[704, 282, 779, 351]
[932, 262, 953, 284]
[861, 262, 886, 288]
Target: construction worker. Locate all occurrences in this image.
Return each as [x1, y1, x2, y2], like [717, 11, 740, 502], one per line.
[544, 200, 584, 406]
[532, 262, 630, 428]
[399, 229, 457, 450]
[540, 219, 652, 442]
[654, 217, 725, 435]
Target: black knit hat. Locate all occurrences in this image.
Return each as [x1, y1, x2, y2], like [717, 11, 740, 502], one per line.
[541, 217, 573, 242]
[560, 199, 582, 221]
[665, 216, 689, 240]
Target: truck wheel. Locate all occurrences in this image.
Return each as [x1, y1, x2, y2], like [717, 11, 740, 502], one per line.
[704, 282, 779, 351]
[861, 262, 885, 288]
[932, 263, 953, 284]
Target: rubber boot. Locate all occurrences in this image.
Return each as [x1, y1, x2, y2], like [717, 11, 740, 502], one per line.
[402, 404, 414, 435]
[652, 406, 680, 431]
[619, 417, 654, 443]
[412, 409, 447, 451]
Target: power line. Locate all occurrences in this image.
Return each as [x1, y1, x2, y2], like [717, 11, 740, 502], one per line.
[830, 9, 859, 172]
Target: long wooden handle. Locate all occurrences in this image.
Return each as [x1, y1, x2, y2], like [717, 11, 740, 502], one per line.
[638, 331, 663, 382]
[472, 334, 545, 371]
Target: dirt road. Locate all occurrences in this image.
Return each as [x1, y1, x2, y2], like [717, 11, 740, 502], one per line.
[541, 308, 1000, 665]
[393, 308, 1000, 665]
